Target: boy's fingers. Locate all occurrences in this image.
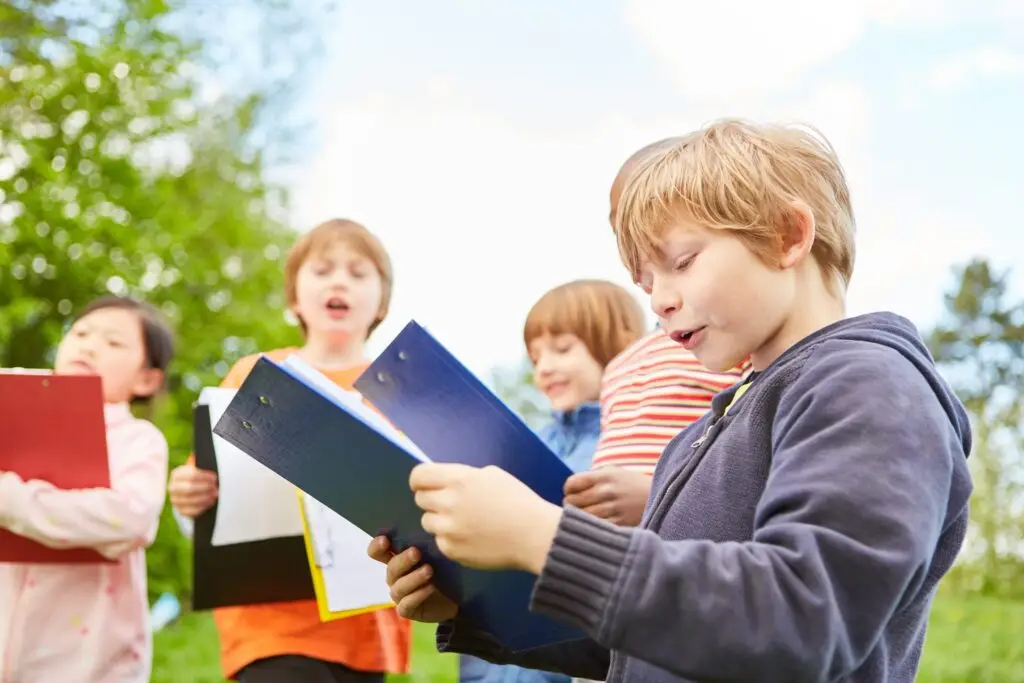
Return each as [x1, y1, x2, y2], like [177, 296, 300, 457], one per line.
[389, 563, 434, 604]
[395, 584, 437, 619]
[563, 470, 600, 495]
[367, 536, 394, 563]
[409, 463, 473, 491]
[565, 484, 610, 510]
[414, 489, 446, 513]
[385, 547, 422, 585]
[581, 502, 615, 520]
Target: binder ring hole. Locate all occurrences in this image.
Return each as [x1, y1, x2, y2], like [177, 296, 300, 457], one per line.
[259, 395, 270, 405]
[376, 372, 387, 383]
[242, 420, 252, 430]
[397, 351, 407, 361]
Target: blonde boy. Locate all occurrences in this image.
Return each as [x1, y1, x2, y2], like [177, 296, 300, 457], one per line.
[170, 219, 410, 682]
[371, 120, 973, 683]
[563, 139, 748, 528]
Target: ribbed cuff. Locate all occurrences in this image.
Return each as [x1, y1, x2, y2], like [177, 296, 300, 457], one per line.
[436, 618, 508, 662]
[529, 505, 634, 635]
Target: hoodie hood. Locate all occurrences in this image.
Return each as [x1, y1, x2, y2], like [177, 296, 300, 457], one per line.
[724, 312, 973, 461]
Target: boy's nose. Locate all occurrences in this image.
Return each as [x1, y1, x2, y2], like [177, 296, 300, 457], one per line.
[650, 280, 681, 318]
[533, 354, 554, 376]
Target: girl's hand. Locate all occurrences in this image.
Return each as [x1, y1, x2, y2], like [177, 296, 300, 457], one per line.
[367, 536, 458, 622]
[410, 463, 562, 575]
[168, 463, 218, 518]
[563, 466, 652, 527]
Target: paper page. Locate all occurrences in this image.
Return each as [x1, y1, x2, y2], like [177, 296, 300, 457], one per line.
[281, 355, 431, 463]
[199, 387, 305, 546]
[301, 493, 392, 613]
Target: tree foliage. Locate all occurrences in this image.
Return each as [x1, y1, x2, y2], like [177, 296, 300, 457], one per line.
[0, 0, 331, 599]
[927, 259, 1024, 597]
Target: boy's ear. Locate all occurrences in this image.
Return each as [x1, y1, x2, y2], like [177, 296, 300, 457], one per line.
[778, 201, 816, 270]
[132, 368, 165, 400]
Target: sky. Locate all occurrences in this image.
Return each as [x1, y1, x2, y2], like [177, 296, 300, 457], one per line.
[284, 0, 1024, 379]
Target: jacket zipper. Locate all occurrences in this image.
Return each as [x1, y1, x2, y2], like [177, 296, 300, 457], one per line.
[689, 416, 718, 449]
[607, 415, 726, 682]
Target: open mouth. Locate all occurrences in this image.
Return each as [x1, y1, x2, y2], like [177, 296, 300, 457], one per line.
[670, 327, 705, 347]
[324, 297, 350, 316]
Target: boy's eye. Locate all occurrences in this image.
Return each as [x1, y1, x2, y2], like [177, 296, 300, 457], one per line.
[553, 338, 576, 354]
[675, 253, 697, 272]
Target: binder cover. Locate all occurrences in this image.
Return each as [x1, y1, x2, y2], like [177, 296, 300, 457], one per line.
[190, 403, 315, 610]
[355, 322, 582, 651]
[213, 323, 584, 651]
[0, 371, 112, 564]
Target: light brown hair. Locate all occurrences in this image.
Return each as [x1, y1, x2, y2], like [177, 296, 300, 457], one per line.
[284, 219, 394, 337]
[616, 119, 856, 293]
[523, 279, 646, 368]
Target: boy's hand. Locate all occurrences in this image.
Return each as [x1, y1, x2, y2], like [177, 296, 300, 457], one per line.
[410, 463, 563, 575]
[168, 463, 218, 518]
[367, 537, 458, 622]
[564, 466, 652, 527]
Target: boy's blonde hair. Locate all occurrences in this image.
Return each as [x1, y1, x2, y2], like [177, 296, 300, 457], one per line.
[284, 219, 393, 337]
[524, 279, 646, 368]
[616, 119, 855, 292]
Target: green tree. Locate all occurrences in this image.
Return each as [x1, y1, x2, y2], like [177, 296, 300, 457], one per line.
[0, 0, 328, 599]
[927, 258, 1024, 597]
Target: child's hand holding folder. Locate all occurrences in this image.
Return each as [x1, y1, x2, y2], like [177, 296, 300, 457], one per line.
[408, 462, 563, 575]
[367, 537, 458, 622]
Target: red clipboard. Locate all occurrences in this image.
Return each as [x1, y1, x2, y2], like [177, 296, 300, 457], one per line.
[0, 370, 113, 563]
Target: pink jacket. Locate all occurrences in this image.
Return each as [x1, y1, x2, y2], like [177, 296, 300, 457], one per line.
[0, 403, 169, 683]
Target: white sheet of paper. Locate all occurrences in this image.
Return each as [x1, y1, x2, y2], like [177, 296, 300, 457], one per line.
[300, 493, 392, 613]
[281, 355, 431, 463]
[199, 386, 305, 546]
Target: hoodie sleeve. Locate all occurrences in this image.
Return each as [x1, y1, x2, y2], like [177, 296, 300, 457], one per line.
[520, 340, 965, 682]
[0, 420, 169, 560]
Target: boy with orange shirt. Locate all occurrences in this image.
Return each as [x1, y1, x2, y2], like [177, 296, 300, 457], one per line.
[168, 219, 410, 682]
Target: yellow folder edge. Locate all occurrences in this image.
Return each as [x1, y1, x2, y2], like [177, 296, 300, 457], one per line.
[296, 489, 395, 622]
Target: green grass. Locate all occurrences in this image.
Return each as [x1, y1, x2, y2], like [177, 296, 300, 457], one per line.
[916, 591, 1024, 683]
[153, 592, 1024, 682]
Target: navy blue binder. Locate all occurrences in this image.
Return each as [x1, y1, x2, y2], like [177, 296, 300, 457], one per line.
[213, 323, 585, 652]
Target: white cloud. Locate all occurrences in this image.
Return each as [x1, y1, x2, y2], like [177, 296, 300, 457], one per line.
[927, 46, 1024, 91]
[622, 0, 962, 103]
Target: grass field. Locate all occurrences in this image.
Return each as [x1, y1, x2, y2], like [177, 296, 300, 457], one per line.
[153, 591, 1024, 682]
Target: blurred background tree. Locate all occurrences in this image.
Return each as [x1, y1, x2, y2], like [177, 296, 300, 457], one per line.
[0, 0, 337, 600]
[927, 258, 1024, 599]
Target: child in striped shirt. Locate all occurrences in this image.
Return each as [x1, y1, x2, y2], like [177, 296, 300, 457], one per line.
[563, 139, 749, 529]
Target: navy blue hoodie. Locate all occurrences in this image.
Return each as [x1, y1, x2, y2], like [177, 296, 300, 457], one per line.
[438, 312, 974, 683]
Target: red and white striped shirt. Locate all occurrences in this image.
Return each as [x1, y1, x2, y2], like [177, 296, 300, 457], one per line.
[592, 328, 749, 474]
